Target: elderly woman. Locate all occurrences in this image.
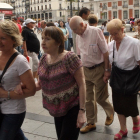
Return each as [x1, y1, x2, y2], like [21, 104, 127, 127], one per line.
[107, 19, 140, 140]
[35, 26, 86, 140]
[0, 20, 36, 140]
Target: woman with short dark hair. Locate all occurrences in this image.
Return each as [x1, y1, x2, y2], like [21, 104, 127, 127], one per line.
[36, 26, 86, 140]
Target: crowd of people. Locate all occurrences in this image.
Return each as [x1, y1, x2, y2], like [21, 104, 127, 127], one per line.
[0, 7, 140, 140]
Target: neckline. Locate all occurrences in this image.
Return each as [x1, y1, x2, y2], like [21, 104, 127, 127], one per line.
[0, 55, 19, 72]
[45, 51, 71, 66]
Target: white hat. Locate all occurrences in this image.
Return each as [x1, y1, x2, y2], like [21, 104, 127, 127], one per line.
[22, 22, 26, 27]
[25, 18, 36, 24]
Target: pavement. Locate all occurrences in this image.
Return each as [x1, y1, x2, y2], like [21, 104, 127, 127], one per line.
[21, 31, 140, 140]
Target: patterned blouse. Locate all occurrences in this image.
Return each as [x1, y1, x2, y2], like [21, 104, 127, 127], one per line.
[38, 51, 82, 117]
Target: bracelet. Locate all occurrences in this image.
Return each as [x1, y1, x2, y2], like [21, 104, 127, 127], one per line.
[79, 108, 86, 112]
[7, 91, 10, 99]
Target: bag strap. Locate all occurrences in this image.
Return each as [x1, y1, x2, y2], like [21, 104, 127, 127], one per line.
[113, 41, 115, 63]
[0, 52, 19, 85]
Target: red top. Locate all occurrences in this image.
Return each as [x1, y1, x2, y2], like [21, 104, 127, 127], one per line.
[38, 22, 41, 28]
[17, 23, 22, 33]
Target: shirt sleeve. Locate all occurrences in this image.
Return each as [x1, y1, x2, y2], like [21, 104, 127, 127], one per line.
[22, 30, 28, 41]
[17, 55, 31, 76]
[134, 40, 140, 61]
[66, 52, 82, 75]
[97, 28, 108, 54]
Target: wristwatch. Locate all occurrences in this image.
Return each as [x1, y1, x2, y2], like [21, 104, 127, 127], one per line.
[79, 108, 86, 112]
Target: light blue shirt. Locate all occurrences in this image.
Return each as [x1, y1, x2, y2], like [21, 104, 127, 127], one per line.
[65, 22, 72, 38]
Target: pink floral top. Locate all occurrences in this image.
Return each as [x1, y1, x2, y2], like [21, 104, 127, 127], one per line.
[38, 51, 82, 117]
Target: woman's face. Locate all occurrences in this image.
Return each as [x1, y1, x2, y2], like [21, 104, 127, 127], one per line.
[109, 28, 123, 42]
[60, 21, 64, 27]
[41, 33, 59, 54]
[0, 29, 15, 52]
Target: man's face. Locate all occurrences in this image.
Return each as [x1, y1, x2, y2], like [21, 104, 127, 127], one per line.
[41, 22, 45, 29]
[83, 11, 90, 20]
[67, 18, 71, 23]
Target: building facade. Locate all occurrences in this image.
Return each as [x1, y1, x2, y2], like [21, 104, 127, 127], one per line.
[4, 0, 140, 21]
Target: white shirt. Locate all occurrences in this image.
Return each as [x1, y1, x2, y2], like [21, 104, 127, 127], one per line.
[108, 35, 140, 70]
[103, 25, 108, 32]
[0, 55, 30, 114]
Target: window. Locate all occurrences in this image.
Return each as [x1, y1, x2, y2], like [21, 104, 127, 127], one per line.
[67, 6, 69, 9]
[31, 7, 32, 11]
[45, 5, 47, 9]
[41, 5, 43, 10]
[113, 11, 117, 18]
[134, 0, 139, 4]
[38, 6, 39, 10]
[104, 12, 107, 19]
[135, 10, 139, 18]
[59, 4, 61, 9]
[60, 12, 62, 17]
[45, 0, 47, 1]
[49, 4, 51, 9]
[123, 11, 128, 19]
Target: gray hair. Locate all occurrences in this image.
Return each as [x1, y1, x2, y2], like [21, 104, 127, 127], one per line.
[0, 20, 22, 48]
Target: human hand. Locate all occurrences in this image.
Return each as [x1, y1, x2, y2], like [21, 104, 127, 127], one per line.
[14, 83, 26, 95]
[103, 71, 111, 83]
[77, 111, 86, 128]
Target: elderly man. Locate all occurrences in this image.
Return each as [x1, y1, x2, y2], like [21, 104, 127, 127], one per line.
[41, 20, 47, 30]
[22, 18, 40, 80]
[69, 16, 114, 134]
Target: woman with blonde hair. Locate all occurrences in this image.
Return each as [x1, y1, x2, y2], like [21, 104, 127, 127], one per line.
[107, 19, 140, 140]
[0, 20, 36, 140]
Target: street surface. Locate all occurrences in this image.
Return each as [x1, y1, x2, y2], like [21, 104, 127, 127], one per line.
[21, 31, 140, 140]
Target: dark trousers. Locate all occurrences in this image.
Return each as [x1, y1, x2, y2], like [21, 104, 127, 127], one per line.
[68, 38, 73, 51]
[54, 105, 80, 140]
[0, 112, 28, 140]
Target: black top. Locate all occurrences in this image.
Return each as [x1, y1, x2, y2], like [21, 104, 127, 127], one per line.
[22, 27, 40, 54]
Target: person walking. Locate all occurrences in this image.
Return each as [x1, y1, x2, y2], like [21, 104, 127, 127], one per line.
[65, 17, 73, 51]
[36, 26, 86, 140]
[22, 18, 40, 80]
[0, 20, 35, 140]
[108, 19, 140, 140]
[69, 16, 114, 134]
[103, 21, 110, 44]
[58, 20, 69, 50]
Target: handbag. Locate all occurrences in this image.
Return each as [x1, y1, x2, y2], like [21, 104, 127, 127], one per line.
[0, 52, 19, 104]
[109, 41, 140, 96]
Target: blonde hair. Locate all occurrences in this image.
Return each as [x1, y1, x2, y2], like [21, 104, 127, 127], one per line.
[107, 19, 123, 32]
[0, 20, 22, 48]
[88, 14, 98, 24]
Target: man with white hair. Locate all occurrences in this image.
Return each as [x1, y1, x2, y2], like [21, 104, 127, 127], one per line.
[69, 16, 114, 134]
[41, 20, 47, 30]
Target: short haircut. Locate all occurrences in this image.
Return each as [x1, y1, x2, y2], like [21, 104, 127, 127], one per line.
[107, 19, 123, 32]
[79, 7, 90, 17]
[46, 22, 55, 27]
[88, 14, 98, 24]
[58, 20, 66, 28]
[43, 27, 64, 53]
[0, 20, 22, 48]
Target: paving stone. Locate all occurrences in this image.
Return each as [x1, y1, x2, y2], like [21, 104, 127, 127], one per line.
[24, 133, 49, 140]
[32, 123, 57, 139]
[22, 118, 44, 133]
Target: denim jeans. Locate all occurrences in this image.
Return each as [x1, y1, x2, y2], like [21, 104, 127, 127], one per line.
[64, 40, 68, 50]
[0, 112, 28, 140]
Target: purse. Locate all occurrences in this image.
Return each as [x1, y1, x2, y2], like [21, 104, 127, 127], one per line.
[109, 41, 140, 96]
[0, 52, 19, 104]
